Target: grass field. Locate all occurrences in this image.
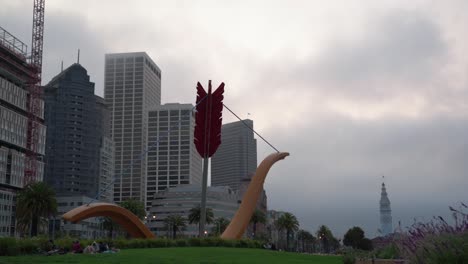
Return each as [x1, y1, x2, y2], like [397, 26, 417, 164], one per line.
[0, 247, 342, 264]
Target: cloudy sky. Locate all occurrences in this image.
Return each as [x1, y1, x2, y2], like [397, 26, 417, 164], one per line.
[2, 0, 467, 238]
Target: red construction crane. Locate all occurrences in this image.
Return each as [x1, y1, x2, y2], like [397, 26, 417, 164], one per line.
[24, 0, 45, 185]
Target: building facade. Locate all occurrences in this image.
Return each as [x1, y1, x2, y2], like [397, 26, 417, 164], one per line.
[52, 195, 106, 239]
[148, 185, 238, 237]
[379, 182, 393, 236]
[0, 26, 46, 237]
[146, 103, 202, 208]
[211, 119, 257, 191]
[104, 52, 161, 205]
[44, 64, 113, 201]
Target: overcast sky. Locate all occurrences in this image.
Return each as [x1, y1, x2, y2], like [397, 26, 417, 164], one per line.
[1, 0, 467, 238]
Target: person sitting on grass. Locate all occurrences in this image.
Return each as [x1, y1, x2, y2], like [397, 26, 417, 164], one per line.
[71, 240, 83, 254]
[92, 241, 99, 252]
[98, 241, 109, 253]
[83, 243, 96, 254]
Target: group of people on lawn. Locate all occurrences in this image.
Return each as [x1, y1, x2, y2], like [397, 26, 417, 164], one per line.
[45, 239, 119, 255]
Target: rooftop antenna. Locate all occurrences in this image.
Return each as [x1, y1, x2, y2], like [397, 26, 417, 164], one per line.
[77, 49, 80, 64]
[61, 60, 63, 72]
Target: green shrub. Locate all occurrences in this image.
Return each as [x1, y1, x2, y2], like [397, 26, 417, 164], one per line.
[188, 238, 201, 246]
[342, 253, 356, 264]
[175, 239, 188, 247]
[148, 238, 167, 248]
[16, 239, 38, 255]
[166, 239, 177, 247]
[0, 237, 19, 256]
[237, 239, 249, 248]
[374, 243, 400, 259]
[55, 237, 74, 251]
[1, 235, 267, 256]
[220, 239, 236, 247]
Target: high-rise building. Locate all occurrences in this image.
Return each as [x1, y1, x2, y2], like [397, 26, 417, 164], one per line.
[211, 119, 257, 191]
[0, 27, 46, 237]
[380, 182, 393, 236]
[104, 52, 161, 204]
[146, 103, 202, 207]
[44, 63, 114, 201]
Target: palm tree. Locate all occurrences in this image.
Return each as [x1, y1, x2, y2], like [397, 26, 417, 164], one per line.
[164, 215, 187, 239]
[212, 217, 230, 236]
[102, 217, 119, 239]
[250, 209, 266, 238]
[297, 229, 315, 252]
[275, 212, 299, 251]
[16, 182, 57, 237]
[317, 225, 337, 253]
[188, 205, 214, 235]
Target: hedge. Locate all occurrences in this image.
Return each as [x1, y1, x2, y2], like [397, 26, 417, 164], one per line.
[0, 237, 263, 256]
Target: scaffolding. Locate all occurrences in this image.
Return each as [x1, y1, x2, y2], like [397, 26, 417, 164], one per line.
[0, 26, 28, 59]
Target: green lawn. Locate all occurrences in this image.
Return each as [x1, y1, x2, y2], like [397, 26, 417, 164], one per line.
[0, 247, 342, 264]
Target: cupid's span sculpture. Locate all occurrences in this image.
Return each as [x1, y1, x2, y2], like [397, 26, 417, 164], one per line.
[62, 202, 155, 238]
[61, 152, 288, 239]
[221, 152, 289, 239]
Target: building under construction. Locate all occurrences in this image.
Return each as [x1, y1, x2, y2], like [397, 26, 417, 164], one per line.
[0, 26, 46, 237]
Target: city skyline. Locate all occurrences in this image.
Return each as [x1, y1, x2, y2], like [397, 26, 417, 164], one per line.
[1, 1, 467, 237]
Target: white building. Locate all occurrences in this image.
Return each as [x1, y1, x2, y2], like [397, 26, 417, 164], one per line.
[147, 185, 238, 237]
[104, 52, 161, 205]
[146, 103, 202, 208]
[380, 182, 393, 236]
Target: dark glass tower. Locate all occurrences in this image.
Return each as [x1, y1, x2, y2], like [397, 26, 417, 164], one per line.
[44, 63, 113, 200]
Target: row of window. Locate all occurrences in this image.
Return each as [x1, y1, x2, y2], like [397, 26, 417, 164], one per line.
[0, 76, 27, 110]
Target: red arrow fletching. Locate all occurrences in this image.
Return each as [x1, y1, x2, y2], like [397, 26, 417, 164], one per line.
[194, 81, 225, 158]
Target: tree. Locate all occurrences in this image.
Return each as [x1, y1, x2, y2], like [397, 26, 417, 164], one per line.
[343, 226, 365, 249]
[316, 225, 340, 253]
[16, 182, 57, 237]
[358, 238, 373, 251]
[164, 215, 186, 239]
[344, 226, 373, 250]
[102, 217, 119, 239]
[120, 199, 146, 220]
[188, 205, 214, 235]
[276, 212, 299, 251]
[297, 229, 316, 252]
[212, 217, 230, 236]
[250, 209, 266, 238]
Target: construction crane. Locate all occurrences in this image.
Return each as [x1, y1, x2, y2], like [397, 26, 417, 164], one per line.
[24, 0, 45, 185]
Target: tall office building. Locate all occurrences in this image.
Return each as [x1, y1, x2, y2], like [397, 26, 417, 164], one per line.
[104, 52, 161, 204]
[44, 63, 114, 201]
[380, 182, 393, 236]
[211, 119, 257, 191]
[146, 103, 202, 207]
[0, 27, 46, 237]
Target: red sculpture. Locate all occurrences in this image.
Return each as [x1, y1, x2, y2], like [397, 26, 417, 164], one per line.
[194, 80, 224, 236]
[194, 80, 224, 158]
